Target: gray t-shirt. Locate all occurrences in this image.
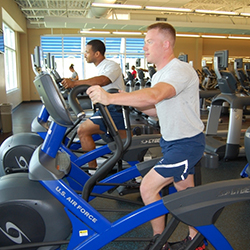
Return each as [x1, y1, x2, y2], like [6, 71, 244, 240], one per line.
[151, 58, 204, 141]
[71, 71, 78, 80]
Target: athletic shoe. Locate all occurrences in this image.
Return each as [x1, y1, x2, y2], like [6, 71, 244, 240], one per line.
[169, 235, 206, 250]
[88, 169, 96, 175]
[88, 166, 99, 175]
[144, 234, 172, 250]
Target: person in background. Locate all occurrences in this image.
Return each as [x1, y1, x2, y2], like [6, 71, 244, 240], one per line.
[131, 65, 137, 79]
[86, 23, 205, 250]
[62, 40, 126, 175]
[69, 64, 79, 81]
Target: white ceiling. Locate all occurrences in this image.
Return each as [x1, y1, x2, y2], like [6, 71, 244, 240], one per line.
[13, 0, 250, 35]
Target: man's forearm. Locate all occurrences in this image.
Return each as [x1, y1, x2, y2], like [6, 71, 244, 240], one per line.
[109, 88, 157, 109]
[75, 76, 111, 87]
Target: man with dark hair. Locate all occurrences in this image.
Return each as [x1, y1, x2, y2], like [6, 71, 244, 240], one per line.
[87, 39, 106, 56]
[62, 39, 126, 174]
[86, 23, 205, 250]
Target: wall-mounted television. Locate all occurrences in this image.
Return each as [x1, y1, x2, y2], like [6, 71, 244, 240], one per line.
[0, 28, 4, 54]
[234, 58, 243, 69]
[136, 58, 141, 67]
[245, 63, 250, 70]
[178, 54, 188, 62]
[214, 50, 228, 70]
[34, 46, 44, 69]
[125, 62, 129, 70]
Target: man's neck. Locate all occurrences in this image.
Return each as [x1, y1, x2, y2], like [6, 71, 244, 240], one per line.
[94, 57, 105, 67]
[156, 53, 175, 71]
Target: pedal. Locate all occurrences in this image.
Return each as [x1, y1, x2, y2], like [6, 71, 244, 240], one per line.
[117, 179, 140, 196]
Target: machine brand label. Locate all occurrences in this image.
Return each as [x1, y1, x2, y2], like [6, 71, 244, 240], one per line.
[15, 156, 29, 169]
[0, 222, 31, 244]
[218, 186, 250, 197]
[55, 186, 98, 223]
[140, 138, 160, 144]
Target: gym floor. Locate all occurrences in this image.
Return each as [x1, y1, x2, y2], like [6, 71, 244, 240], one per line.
[0, 101, 249, 250]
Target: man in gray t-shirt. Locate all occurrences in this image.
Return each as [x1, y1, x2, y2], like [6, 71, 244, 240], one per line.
[87, 23, 205, 250]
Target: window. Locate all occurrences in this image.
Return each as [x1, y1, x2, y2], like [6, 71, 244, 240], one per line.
[125, 38, 145, 72]
[40, 36, 147, 79]
[41, 36, 84, 79]
[3, 23, 17, 92]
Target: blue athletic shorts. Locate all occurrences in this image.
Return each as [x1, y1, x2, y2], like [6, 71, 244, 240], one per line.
[89, 104, 125, 133]
[154, 132, 205, 183]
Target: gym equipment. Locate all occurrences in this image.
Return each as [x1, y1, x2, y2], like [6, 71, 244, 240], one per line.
[49, 54, 64, 84]
[201, 66, 218, 90]
[204, 50, 250, 163]
[134, 69, 147, 90]
[127, 64, 159, 129]
[0, 133, 44, 176]
[144, 66, 156, 88]
[0, 69, 249, 249]
[125, 71, 136, 92]
[244, 62, 250, 80]
[0, 48, 75, 176]
[199, 88, 220, 114]
[240, 126, 250, 177]
[199, 65, 220, 113]
[234, 58, 250, 91]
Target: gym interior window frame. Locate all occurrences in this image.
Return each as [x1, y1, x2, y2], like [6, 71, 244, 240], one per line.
[40, 36, 146, 79]
[3, 22, 18, 93]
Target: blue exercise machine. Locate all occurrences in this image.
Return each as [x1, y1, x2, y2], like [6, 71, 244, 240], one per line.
[0, 69, 250, 249]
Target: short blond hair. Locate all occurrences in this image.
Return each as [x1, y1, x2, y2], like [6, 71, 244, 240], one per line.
[147, 22, 176, 48]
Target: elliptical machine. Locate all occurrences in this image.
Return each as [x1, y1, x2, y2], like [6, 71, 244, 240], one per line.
[0, 47, 48, 176]
[204, 50, 250, 163]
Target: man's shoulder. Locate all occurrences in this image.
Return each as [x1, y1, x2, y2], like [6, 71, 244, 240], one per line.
[103, 58, 119, 66]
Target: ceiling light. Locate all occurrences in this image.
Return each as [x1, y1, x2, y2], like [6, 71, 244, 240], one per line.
[228, 36, 250, 39]
[195, 9, 238, 15]
[108, 14, 129, 20]
[201, 35, 227, 39]
[113, 31, 143, 35]
[91, 3, 142, 9]
[145, 6, 192, 12]
[240, 12, 250, 16]
[80, 30, 111, 34]
[176, 34, 200, 37]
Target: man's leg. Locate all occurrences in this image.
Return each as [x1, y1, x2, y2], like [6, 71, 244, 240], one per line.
[118, 129, 127, 140]
[77, 119, 104, 169]
[174, 175, 197, 239]
[77, 119, 127, 169]
[140, 168, 174, 235]
[140, 170, 195, 236]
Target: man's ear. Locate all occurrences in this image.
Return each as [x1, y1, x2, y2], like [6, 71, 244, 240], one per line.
[163, 40, 170, 50]
[95, 51, 100, 57]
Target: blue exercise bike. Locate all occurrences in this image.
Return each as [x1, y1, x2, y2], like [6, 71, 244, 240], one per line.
[0, 71, 250, 250]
